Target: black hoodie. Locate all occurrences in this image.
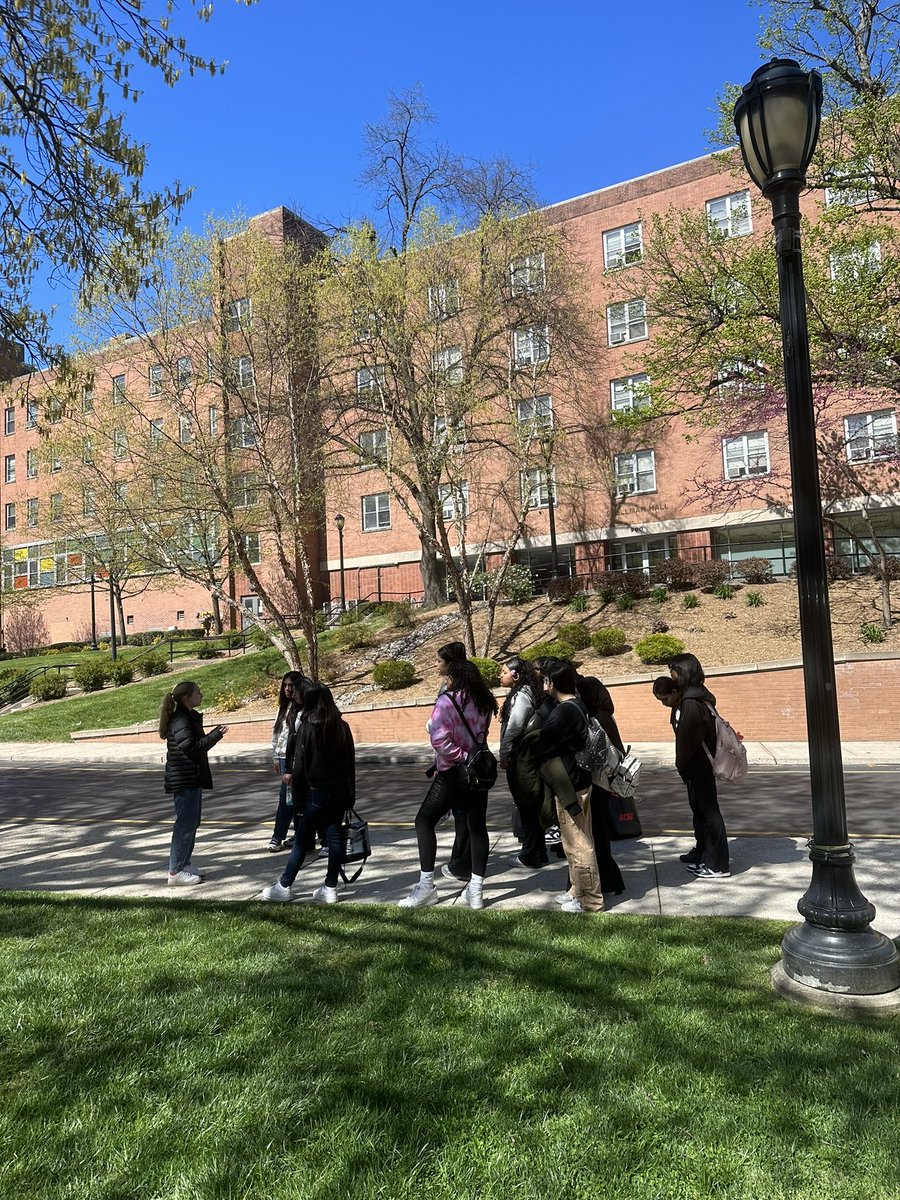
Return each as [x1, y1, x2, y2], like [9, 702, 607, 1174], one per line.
[670, 684, 717, 776]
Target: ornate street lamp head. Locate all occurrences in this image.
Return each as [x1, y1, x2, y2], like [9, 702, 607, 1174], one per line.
[733, 58, 823, 194]
[334, 512, 345, 532]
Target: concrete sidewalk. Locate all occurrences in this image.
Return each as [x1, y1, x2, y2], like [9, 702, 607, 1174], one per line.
[0, 740, 899, 766]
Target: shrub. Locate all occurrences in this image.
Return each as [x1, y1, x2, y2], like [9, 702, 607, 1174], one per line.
[615, 594, 635, 612]
[861, 622, 886, 644]
[471, 563, 535, 604]
[338, 607, 363, 626]
[30, 674, 69, 702]
[872, 555, 900, 581]
[195, 643, 220, 659]
[212, 690, 243, 713]
[695, 560, 731, 589]
[521, 639, 576, 663]
[0, 667, 26, 686]
[315, 651, 342, 682]
[558, 622, 591, 651]
[140, 652, 169, 677]
[652, 619, 669, 634]
[248, 626, 271, 650]
[740, 557, 774, 585]
[590, 628, 627, 656]
[745, 591, 764, 608]
[713, 583, 737, 600]
[546, 576, 583, 604]
[825, 556, 853, 582]
[596, 581, 617, 604]
[375, 600, 415, 629]
[72, 660, 109, 692]
[109, 661, 134, 686]
[568, 594, 588, 612]
[634, 633, 685, 665]
[651, 586, 668, 604]
[334, 623, 377, 651]
[470, 657, 502, 687]
[649, 557, 698, 591]
[372, 660, 416, 690]
[682, 592, 700, 609]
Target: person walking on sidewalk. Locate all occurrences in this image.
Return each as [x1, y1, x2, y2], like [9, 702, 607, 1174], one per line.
[399, 659, 498, 910]
[667, 653, 731, 880]
[267, 671, 307, 853]
[498, 656, 544, 869]
[160, 681, 228, 886]
[429, 641, 472, 885]
[261, 683, 356, 905]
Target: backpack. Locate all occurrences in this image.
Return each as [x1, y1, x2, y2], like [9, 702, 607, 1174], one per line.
[703, 703, 749, 782]
[570, 702, 609, 773]
[447, 694, 498, 792]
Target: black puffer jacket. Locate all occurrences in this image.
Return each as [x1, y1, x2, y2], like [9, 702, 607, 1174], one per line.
[164, 706, 223, 793]
[670, 684, 717, 777]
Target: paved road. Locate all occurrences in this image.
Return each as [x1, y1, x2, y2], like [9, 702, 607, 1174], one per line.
[2, 762, 897, 838]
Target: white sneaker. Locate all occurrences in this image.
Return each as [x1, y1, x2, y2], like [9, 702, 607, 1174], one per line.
[261, 881, 293, 902]
[460, 883, 484, 910]
[560, 897, 586, 914]
[312, 885, 339, 905]
[184, 862, 205, 881]
[398, 881, 439, 908]
[554, 892, 574, 905]
[168, 870, 202, 886]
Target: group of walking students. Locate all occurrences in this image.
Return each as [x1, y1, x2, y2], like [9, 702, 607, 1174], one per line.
[158, 644, 731, 912]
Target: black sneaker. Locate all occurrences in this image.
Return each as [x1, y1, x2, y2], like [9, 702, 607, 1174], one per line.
[267, 838, 282, 853]
[692, 864, 732, 880]
[679, 850, 702, 864]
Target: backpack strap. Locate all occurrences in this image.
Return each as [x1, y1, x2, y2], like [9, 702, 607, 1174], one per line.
[446, 692, 490, 749]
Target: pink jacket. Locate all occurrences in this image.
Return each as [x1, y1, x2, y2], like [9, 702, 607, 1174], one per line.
[429, 691, 490, 771]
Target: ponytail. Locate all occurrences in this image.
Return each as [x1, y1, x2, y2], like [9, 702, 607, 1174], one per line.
[159, 680, 198, 738]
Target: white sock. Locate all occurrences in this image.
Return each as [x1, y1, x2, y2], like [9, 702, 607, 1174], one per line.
[420, 870, 434, 886]
[469, 873, 484, 892]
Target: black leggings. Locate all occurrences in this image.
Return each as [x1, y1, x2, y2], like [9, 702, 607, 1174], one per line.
[415, 769, 489, 877]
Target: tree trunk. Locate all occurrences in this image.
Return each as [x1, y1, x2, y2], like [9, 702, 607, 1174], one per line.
[114, 583, 127, 647]
[211, 593, 224, 634]
[480, 601, 497, 659]
[418, 531, 446, 608]
[877, 549, 893, 629]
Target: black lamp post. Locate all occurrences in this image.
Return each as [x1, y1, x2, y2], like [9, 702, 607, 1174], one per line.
[734, 59, 899, 998]
[89, 572, 98, 651]
[334, 513, 346, 612]
[539, 434, 560, 581]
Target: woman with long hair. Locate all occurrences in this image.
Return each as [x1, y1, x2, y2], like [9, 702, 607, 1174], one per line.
[430, 641, 471, 884]
[575, 674, 625, 897]
[498, 656, 545, 869]
[159, 680, 228, 885]
[267, 670, 307, 852]
[262, 683, 355, 904]
[399, 658, 498, 910]
[667, 652, 730, 880]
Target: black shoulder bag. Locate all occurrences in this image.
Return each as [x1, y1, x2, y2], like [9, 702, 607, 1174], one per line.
[446, 694, 498, 792]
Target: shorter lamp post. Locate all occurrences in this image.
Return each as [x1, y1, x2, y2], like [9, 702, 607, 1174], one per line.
[734, 58, 899, 999]
[334, 513, 346, 612]
[89, 571, 98, 650]
[539, 434, 560, 581]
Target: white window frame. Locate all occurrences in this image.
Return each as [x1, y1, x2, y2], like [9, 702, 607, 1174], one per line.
[434, 414, 466, 453]
[844, 410, 898, 462]
[358, 428, 388, 468]
[824, 158, 874, 208]
[232, 472, 259, 509]
[223, 296, 252, 333]
[208, 406, 218, 437]
[4, 454, 14, 484]
[26, 498, 38, 527]
[614, 449, 656, 496]
[829, 241, 882, 282]
[149, 418, 164, 446]
[722, 431, 770, 480]
[610, 373, 650, 414]
[49, 449, 61, 473]
[509, 252, 546, 296]
[176, 355, 192, 391]
[50, 493, 62, 522]
[4, 502, 14, 530]
[83, 437, 93, 464]
[432, 346, 463, 384]
[239, 531, 261, 565]
[148, 363, 163, 396]
[114, 481, 128, 505]
[353, 308, 381, 343]
[82, 490, 94, 518]
[706, 191, 752, 238]
[356, 364, 385, 398]
[228, 416, 256, 450]
[25, 400, 37, 430]
[112, 374, 126, 404]
[607, 299, 647, 346]
[81, 386, 94, 413]
[3, 407, 14, 435]
[439, 481, 469, 522]
[231, 355, 254, 389]
[361, 491, 391, 532]
[521, 465, 555, 509]
[26, 450, 37, 479]
[603, 222, 643, 270]
[513, 324, 550, 368]
[113, 430, 128, 460]
[178, 414, 193, 445]
[428, 280, 460, 320]
[516, 394, 553, 429]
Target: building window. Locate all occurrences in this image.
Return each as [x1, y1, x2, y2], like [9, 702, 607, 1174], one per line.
[81, 385, 93, 413]
[82, 489, 95, 517]
[4, 454, 14, 484]
[112, 374, 126, 404]
[230, 355, 254, 388]
[113, 430, 127, 460]
[26, 450, 37, 479]
[50, 493, 62, 522]
[356, 364, 385, 398]
[238, 532, 261, 564]
[176, 356, 192, 391]
[178, 415, 193, 445]
[49, 448, 61, 473]
[829, 242, 881, 282]
[151, 476, 164, 503]
[439, 481, 469, 521]
[611, 373, 651, 413]
[353, 308, 381, 343]
[513, 324, 550, 368]
[359, 428, 388, 467]
[206, 350, 218, 381]
[706, 191, 752, 238]
[521, 466, 554, 509]
[25, 400, 37, 429]
[509, 252, 546, 296]
[516, 394, 553, 429]
[47, 399, 62, 424]
[428, 280, 460, 319]
[723, 432, 770, 479]
[231, 472, 259, 508]
[432, 346, 463, 384]
[603, 222, 643, 269]
[434, 414, 465, 452]
[115, 481, 128, 504]
[844, 410, 898, 462]
[126, 615, 134, 626]
[824, 160, 873, 208]
[227, 417, 256, 449]
[607, 535, 673, 573]
[223, 296, 252, 333]
[208, 406, 218, 436]
[614, 450, 656, 495]
[3, 407, 14, 435]
[361, 492, 391, 531]
[4, 502, 14, 530]
[26, 498, 38, 527]
[176, 610, 185, 621]
[607, 299, 647, 346]
[82, 438, 93, 464]
[148, 363, 163, 396]
[716, 360, 766, 400]
[148, 418, 163, 446]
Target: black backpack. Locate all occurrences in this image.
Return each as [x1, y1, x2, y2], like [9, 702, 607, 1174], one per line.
[447, 694, 498, 792]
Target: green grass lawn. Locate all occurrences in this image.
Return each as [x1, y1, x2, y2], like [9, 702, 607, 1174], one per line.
[0, 899, 897, 1200]
[0, 648, 284, 740]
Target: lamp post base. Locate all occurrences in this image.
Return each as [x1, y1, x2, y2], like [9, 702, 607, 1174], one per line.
[772, 961, 900, 1019]
[781, 920, 900, 996]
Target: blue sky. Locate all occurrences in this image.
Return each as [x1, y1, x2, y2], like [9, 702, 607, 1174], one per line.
[44, 0, 771, 340]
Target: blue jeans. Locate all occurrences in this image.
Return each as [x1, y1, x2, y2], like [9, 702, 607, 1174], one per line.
[280, 784, 348, 889]
[272, 758, 298, 842]
[169, 787, 202, 874]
